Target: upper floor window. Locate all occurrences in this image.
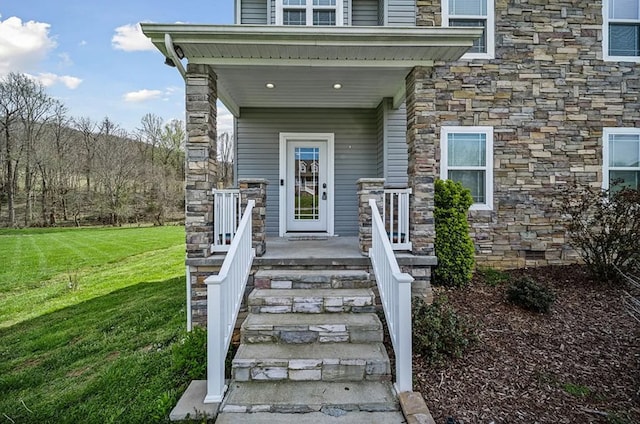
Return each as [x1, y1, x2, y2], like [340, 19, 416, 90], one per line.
[276, 0, 344, 26]
[442, 0, 495, 59]
[440, 126, 494, 210]
[603, 0, 640, 61]
[603, 128, 640, 191]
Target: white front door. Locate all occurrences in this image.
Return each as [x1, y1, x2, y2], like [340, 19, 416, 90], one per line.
[279, 133, 334, 235]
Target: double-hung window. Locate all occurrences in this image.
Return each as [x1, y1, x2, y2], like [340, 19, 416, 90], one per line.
[603, 0, 640, 61]
[276, 0, 344, 26]
[603, 128, 640, 191]
[442, 0, 495, 59]
[441, 126, 494, 210]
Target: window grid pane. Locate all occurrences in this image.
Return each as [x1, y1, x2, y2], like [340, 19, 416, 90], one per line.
[283, 9, 306, 25]
[610, 170, 640, 190]
[313, 10, 336, 25]
[449, 170, 486, 203]
[609, 24, 640, 56]
[313, 0, 336, 5]
[284, 0, 306, 5]
[610, 0, 640, 19]
[449, 0, 487, 16]
[609, 135, 640, 167]
[449, 19, 486, 53]
[447, 133, 486, 167]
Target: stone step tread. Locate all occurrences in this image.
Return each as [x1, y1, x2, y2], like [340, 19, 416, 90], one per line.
[233, 342, 388, 362]
[220, 380, 400, 414]
[241, 313, 383, 344]
[215, 411, 407, 423]
[232, 343, 390, 381]
[255, 269, 370, 281]
[249, 288, 375, 303]
[243, 312, 382, 329]
[248, 288, 376, 313]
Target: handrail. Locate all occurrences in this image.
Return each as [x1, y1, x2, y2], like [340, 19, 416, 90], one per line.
[212, 189, 241, 253]
[383, 188, 412, 251]
[368, 198, 414, 393]
[204, 199, 256, 403]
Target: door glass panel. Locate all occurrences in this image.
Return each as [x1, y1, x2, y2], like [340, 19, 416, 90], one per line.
[294, 147, 320, 220]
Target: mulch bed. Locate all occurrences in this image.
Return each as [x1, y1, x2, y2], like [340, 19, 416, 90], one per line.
[413, 265, 640, 424]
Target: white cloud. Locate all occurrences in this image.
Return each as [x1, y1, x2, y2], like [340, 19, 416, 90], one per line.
[112, 23, 154, 52]
[0, 16, 57, 75]
[123, 89, 163, 102]
[26, 72, 83, 89]
[79, 40, 87, 47]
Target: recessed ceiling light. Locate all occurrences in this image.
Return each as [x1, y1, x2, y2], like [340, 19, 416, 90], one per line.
[265, 83, 275, 89]
[333, 83, 342, 89]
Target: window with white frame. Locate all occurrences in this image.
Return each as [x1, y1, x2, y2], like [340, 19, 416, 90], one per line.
[603, 0, 640, 61]
[276, 0, 344, 26]
[442, 0, 495, 59]
[440, 126, 494, 210]
[603, 128, 640, 191]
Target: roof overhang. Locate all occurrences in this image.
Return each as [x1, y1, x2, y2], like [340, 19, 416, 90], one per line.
[141, 24, 482, 116]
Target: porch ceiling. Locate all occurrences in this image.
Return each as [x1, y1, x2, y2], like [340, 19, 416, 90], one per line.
[141, 24, 483, 116]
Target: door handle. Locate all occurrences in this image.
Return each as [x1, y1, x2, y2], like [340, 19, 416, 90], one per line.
[322, 192, 327, 200]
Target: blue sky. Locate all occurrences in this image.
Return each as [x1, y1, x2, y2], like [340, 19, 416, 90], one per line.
[0, 1, 235, 133]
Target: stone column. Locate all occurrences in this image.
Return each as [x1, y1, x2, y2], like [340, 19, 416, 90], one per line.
[239, 178, 268, 257]
[357, 178, 385, 255]
[405, 66, 437, 300]
[185, 64, 218, 259]
[406, 66, 436, 257]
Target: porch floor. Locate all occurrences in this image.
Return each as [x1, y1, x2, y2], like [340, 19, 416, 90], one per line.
[261, 236, 363, 260]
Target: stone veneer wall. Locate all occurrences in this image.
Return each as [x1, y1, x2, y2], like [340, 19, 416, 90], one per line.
[185, 64, 218, 325]
[414, 0, 640, 268]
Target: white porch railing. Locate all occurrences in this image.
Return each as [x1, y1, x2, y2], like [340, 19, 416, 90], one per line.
[383, 188, 412, 251]
[212, 189, 241, 253]
[369, 198, 414, 393]
[204, 199, 255, 403]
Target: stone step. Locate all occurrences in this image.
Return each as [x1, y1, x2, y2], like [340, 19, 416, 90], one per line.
[215, 411, 407, 423]
[241, 312, 383, 344]
[231, 343, 390, 382]
[220, 380, 400, 414]
[254, 269, 373, 290]
[248, 288, 376, 314]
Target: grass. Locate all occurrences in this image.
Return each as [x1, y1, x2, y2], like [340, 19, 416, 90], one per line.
[0, 226, 183, 327]
[0, 226, 190, 423]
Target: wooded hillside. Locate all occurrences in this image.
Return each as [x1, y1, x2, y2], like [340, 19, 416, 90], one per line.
[0, 72, 232, 228]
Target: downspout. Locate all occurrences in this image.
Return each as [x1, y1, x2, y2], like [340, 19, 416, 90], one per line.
[186, 266, 192, 331]
[164, 33, 186, 79]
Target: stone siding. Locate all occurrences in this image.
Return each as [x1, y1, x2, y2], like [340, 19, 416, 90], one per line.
[415, 0, 640, 268]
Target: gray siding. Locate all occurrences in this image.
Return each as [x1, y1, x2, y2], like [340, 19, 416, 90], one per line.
[352, 0, 379, 25]
[382, 99, 408, 186]
[376, 102, 384, 178]
[236, 108, 378, 236]
[241, 0, 268, 24]
[386, 0, 415, 26]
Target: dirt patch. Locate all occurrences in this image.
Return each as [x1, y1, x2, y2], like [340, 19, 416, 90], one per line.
[414, 265, 640, 423]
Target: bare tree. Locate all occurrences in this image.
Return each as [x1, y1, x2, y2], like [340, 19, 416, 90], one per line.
[217, 132, 234, 187]
[0, 73, 25, 226]
[94, 119, 138, 225]
[73, 116, 98, 192]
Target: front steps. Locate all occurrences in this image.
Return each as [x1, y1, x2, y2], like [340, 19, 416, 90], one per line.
[220, 268, 402, 422]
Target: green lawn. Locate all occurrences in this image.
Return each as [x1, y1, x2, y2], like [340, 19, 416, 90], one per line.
[0, 226, 192, 423]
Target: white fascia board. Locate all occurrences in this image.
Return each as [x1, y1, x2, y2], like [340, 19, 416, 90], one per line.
[141, 24, 483, 48]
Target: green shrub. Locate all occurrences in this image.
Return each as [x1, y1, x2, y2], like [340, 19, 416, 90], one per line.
[559, 183, 640, 281]
[434, 179, 476, 287]
[412, 297, 476, 364]
[506, 277, 555, 313]
[171, 326, 207, 381]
